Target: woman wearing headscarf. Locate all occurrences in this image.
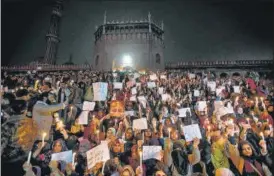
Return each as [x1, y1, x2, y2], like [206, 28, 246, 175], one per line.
[32, 139, 68, 175]
[226, 140, 272, 176]
[121, 165, 135, 176]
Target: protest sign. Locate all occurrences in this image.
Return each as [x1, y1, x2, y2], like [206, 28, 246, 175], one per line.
[113, 82, 123, 90]
[78, 111, 89, 125]
[194, 90, 200, 97]
[178, 108, 191, 117]
[182, 124, 202, 142]
[51, 150, 73, 163]
[233, 86, 240, 93]
[142, 146, 162, 161]
[133, 118, 148, 130]
[82, 101, 95, 111]
[131, 87, 137, 95]
[86, 143, 110, 169]
[33, 106, 53, 140]
[158, 87, 164, 95]
[78, 138, 91, 153]
[147, 82, 156, 88]
[207, 81, 216, 91]
[93, 82, 108, 101]
[214, 101, 224, 110]
[197, 101, 207, 111]
[110, 100, 125, 117]
[150, 74, 157, 81]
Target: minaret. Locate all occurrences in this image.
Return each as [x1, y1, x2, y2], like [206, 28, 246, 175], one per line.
[148, 12, 151, 33]
[103, 11, 107, 34]
[43, 0, 64, 64]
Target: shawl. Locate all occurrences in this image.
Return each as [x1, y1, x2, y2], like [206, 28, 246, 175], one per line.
[211, 138, 230, 169]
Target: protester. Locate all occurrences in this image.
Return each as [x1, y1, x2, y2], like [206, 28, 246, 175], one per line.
[1, 70, 273, 176]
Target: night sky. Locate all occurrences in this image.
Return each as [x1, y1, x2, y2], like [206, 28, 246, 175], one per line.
[2, 0, 273, 66]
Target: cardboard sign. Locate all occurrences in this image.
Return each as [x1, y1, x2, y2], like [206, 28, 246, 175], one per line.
[194, 90, 200, 97]
[188, 73, 196, 79]
[147, 82, 156, 88]
[82, 101, 95, 111]
[137, 96, 147, 108]
[160, 75, 167, 79]
[78, 111, 89, 125]
[51, 150, 73, 163]
[86, 143, 110, 169]
[214, 101, 224, 110]
[178, 108, 191, 117]
[126, 81, 135, 88]
[130, 96, 137, 102]
[113, 82, 123, 90]
[93, 82, 108, 101]
[197, 101, 207, 111]
[110, 100, 125, 117]
[182, 124, 202, 142]
[142, 146, 162, 161]
[133, 118, 148, 130]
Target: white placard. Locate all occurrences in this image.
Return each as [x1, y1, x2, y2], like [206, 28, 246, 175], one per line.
[158, 87, 164, 95]
[214, 101, 224, 110]
[93, 82, 108, 101]
[150, 74, 157, 81]
[114, 82, 123, 89]
[182, 124, 202, 142]
[133, 118, 148, 130]
[131, 87, 137, 95]
[188, 73, 196, 79]
[130, 96, 137, 101]
[161, 94, 171, 102]
[125, 111, 135, 116]
[86, 143, 110, 169]
[51, 150, 73, 163]
[216, 86, 225, 96]
[160, 75, 167, 79]
[233, 86, 240, 93]
[147, 82, 156, 88]
[137, 96, 147, 108]
[82, 101, 95, 111]
[143, 146, 162, 161]
[197, 101, 207, 111]
[207, 81, 216, 91]
[178, 108, 191, 117]
[78, 111, 89, 125]
[194, 90, 200, 97]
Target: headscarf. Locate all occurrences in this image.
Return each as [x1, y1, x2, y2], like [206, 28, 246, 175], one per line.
[215, 168, 235, 176]
[121, 165, 135, 176]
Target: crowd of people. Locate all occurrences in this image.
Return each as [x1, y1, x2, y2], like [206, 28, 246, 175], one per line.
[1, 69, 273, 176]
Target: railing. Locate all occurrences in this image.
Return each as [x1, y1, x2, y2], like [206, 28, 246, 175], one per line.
[1, 64, 91, 72]
[165, 60, 273, 69]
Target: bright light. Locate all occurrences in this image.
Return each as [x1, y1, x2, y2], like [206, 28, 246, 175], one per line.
[122, 55, 133, 67]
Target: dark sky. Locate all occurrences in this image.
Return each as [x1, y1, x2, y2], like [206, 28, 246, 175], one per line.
[2, 0, 273, 66]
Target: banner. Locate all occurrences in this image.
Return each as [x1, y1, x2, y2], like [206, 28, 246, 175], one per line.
[131, 87, 137, 95]
[51, 150, 73, 163]
[143, 146, 162, 161]
[110, 100, 125, 117]
[82, 101, 95, 111]
[158, 87, 164, 95]
[86, 143, 110, 169]
[161, 94, 171, 102]
[216, 86, 225, 96]
[133, 118, 148, 130]
[125, 111, 135, 116]
[93, 82, 108, 101]
[182, 124, 202, 142]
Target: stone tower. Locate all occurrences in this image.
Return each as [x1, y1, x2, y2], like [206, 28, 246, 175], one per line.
[93, 12, 165, 71]
[43, 0, 64, 64]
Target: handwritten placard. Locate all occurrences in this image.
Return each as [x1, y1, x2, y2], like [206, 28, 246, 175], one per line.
[216, 86, 225, 96]
[130, 96, 137, 102]
[150, 74, 157, 81]
[86, 143, 110, 169]
[197, 101, 207, 111]
[93, 82, 108, 101]
[82, 101, 95, 111]
[51, 150, 73, 163]
[143, 146, 162, 161]
[182, 124, 202, 142]
[147, 82, 156, 88]
[133, 118, 148, 130]
[113, 82, 123, 90]
[194, 90, 200, 97]
[178, 108, 191, 117]
[78, 111, 89, 125]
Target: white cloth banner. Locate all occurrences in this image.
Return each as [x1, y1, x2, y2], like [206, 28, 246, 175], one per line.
[182, 124, 202, 142]
[93, 82, 108, 101]
[82, 101, 95, 111]
[147, 82, 156, 88]
[78, 111, 89, 125]
[143, 146, 162, 161]
[51, 150, 73, 163]
[178, 108, 191, 117]
[114, 82, 123, 89]
[207, 81, 216, 91]
[133, 118, 148, 130]
[194, 90, 200, 97]
[158, 87, 164, 95]
[86, 143, 110, 169]
[197, 101, 207, 111]
[160, 75, 167, 79]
